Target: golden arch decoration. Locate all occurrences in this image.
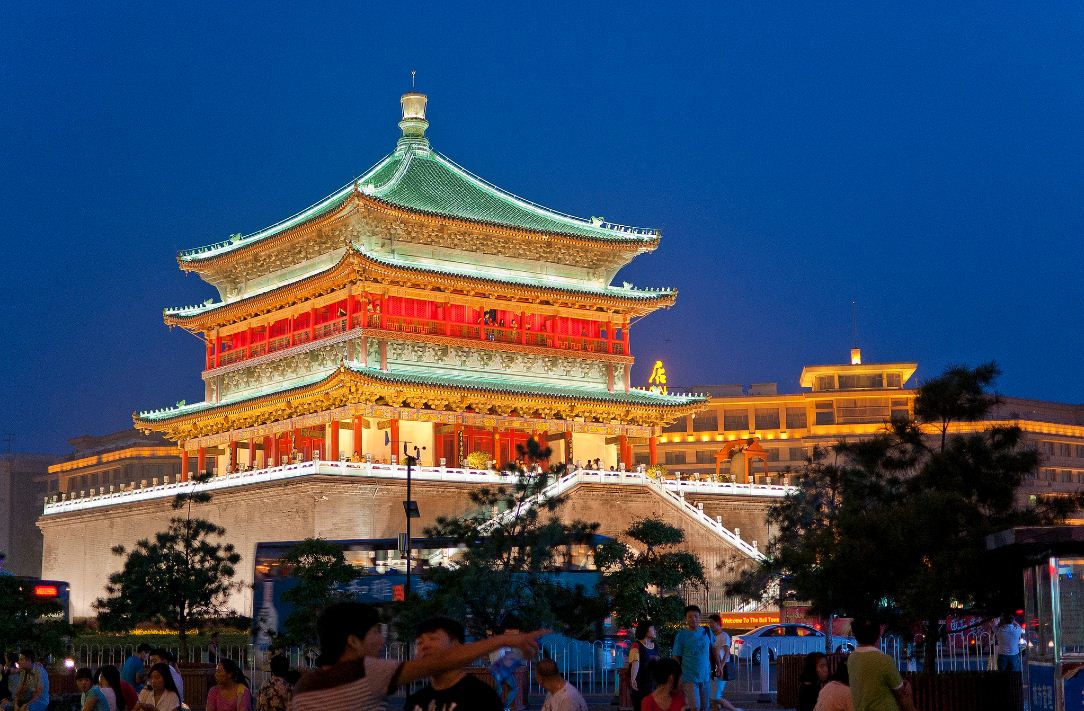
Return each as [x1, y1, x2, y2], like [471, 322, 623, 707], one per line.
[714, 437, 770, 484]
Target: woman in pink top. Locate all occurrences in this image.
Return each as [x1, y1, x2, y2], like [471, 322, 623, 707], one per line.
[206, 660, 251, 711]
[813, 663, 853, 711]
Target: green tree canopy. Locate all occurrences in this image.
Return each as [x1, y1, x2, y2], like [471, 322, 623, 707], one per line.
[94, 472, 242, 657]
[595, 517, 706, 645]
[730, 363, 1084, 670]
[273, 537, 357, 646]
[400, 438, 607, 639]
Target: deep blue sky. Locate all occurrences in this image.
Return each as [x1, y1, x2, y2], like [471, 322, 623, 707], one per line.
[3, 3, 1082, 455]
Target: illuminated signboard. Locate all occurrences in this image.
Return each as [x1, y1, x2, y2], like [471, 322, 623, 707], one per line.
[648, 360, 668, 394]
[717, 612, 781, 628]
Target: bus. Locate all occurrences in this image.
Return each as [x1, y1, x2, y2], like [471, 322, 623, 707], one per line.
[251, 536, 602, 643]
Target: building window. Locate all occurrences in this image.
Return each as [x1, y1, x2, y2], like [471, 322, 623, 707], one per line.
[695, 450, 716, 464]
[1057, 443, 1072, 458]
[692, 410, 719, 432]
[814, 375, 835, 391]
[1040, 441, 1055, 456]
[767, 448, 781, 461]
[664, 451, 687, 465]
[634, 452, 650, 465]
[723, 410, 749, 431]
[1076, 445, 1084, 459]
[838, 373, 884, 390]
[787, 447, 806, 462]
[887, 372, 902, 388]
[663, 416, 688, 434]
[754, 408, 780, 431]
[785, 407, 807, 429]
[814, 401, 835, 425]
[1061, 470, 1074, 483]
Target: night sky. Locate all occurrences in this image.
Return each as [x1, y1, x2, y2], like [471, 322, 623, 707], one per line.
[3, 3, 1082, 455]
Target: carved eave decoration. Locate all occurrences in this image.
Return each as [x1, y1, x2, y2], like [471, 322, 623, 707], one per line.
[165, 248, 676, 332]
[179, 191, 658, 291]
[134, 364, 703, 442]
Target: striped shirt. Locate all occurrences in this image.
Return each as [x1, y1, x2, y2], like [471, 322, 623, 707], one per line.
[289, 658, 403, 711]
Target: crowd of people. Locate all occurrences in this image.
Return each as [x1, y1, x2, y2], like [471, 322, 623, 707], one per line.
[1, 604, 1029, 711]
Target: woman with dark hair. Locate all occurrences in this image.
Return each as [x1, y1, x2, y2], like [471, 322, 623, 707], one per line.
[641, 658, 685, 711]
[136, 664, 180, 711]
[628, 621, 660, 711]
[255, 655, 292, 711]
[797, 652, 829, 711]
[95, 666, 122, 711]
[75, 668, 109, 711]
[813, 663, 853, 711]
[207, 660, 251, 711]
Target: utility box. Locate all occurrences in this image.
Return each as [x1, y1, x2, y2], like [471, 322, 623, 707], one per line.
[988, 526, 1084, 711]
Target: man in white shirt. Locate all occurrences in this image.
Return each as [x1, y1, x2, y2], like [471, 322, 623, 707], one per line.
[707, 613, 743, 711]
[535, 659, 587, 711]
[995, 613, 1024, 672]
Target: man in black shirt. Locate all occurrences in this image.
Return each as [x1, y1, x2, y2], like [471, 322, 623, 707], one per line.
[403, 617, 503, 711]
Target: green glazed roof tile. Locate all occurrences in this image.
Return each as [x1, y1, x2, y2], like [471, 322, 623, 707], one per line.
[137, 363, 703, 422]
[180, 143, 659, 261]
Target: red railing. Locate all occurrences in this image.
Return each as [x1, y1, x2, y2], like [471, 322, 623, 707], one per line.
[209, 315, 628, 371]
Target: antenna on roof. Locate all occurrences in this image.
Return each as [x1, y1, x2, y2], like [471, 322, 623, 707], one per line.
[850, 299, 862, 365]
[411, 69, 416, 89]
[851, 299, 858, 347]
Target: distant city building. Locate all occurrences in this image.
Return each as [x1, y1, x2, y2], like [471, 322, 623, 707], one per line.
[44, 429, 180, 495]
[1, 452, 57, 576]
[643, 349, 1084, 505]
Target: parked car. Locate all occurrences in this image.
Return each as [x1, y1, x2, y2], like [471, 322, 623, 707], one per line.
[732, 624, 857, 664]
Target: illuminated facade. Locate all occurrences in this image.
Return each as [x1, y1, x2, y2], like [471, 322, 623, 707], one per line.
[643, 349, 1084, 503]
[45, 429, 180, 496]
[132, 91, 702, 473]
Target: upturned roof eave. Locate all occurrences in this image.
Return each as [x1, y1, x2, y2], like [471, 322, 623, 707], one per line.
[162, 248, 677, 329]
[135, 363, 706, 427]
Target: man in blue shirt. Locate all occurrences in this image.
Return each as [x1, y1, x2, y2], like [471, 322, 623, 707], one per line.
[120, 644, 150, 693]
[671, 605, 722, 711]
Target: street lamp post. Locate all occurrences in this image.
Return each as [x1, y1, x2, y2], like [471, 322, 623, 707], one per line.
[402, 442, 423, 600]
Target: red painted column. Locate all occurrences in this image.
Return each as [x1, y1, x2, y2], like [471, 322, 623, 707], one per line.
[619, 434, 629, 468]
[493, 428, 502, 467]
[445, 301, 452, 337]
[649, 436, 658, 466]
[270, 435, 280, 466]
[519, 311, 527, 345]
[247, 438, 255, 468]
[293, 428, 302, 460]
[197, 447, 207, 475]
[330, 420, 340, 460]
[228, 441, 238, 470]
[309, 306, 317, 341]
[390, 418, 400, 460]
[179, 449, 189, 482]
[346, 290, 355, 331]
[379, 295, 387, 329]
[353, 416, 363, 457]
[213, 332, 222, 368]
[607, 320, 614, 354]
[564, 430, 572, 466]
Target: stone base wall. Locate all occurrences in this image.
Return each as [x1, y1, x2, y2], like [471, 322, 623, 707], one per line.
[39, 476, 773, 620]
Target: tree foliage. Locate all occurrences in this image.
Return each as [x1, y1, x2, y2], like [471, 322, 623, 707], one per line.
[730, 363, 1084, 670]
[274, 538, 357, 646]
[94, 472, 242, 657]
[401, 438, 607, 639]
[595, 517, 706, 645]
